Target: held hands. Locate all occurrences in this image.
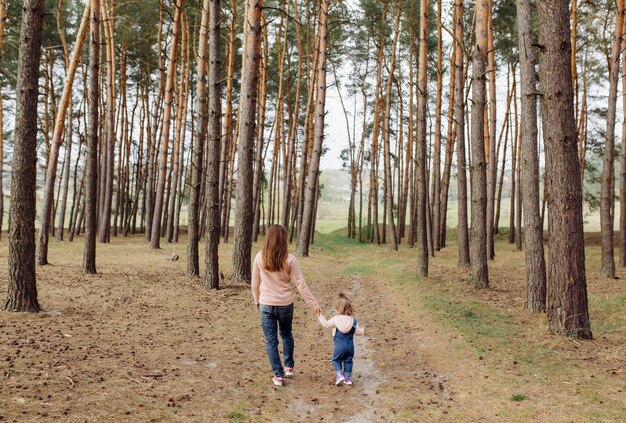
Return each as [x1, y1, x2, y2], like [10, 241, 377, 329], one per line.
[314, 306, 322, 317]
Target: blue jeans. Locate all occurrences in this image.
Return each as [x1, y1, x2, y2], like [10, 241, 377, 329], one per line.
[332, 323, 356, 377]
[259, 304, 294, 377]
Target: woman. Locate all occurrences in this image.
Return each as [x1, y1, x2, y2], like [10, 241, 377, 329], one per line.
[251, 224, 321, 386]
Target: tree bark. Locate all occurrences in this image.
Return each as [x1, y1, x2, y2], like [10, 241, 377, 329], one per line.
[187, 0, 210, 277]
[469, 0, 489, 288]
[416, 0, 430, 275]
[205, 0, 222, 289]
[619, 19, 626, 267]
[36, 2, 90, 263]
[486, 0, 497, 260]
[454, 0, 470, 267]
[382, 1, 401, 252]
[517, 0, 547, 312]
[537, 0, 592, 339]
[296, 0, 329, 257]
[232, 0, 263, 281]
[82, 0, 100, 275]
[98, 0, 116, 243]
[5, 0, 45, 311]
[600, 0, 624, 279]
[0, 0, 6, 240]
[150, 0, 183, 249]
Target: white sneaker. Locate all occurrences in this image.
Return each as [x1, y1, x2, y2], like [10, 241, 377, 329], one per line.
[273, 376, 285, 386]
[285, 367, 295, 377]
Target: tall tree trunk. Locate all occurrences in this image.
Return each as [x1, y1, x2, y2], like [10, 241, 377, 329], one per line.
[82, 0, 100, 275]
[619, 19, 626, 267]
[167, 23, 188, 243]
[537, 0, 592, 339]
[252, 11, 269, 242]
[5, 0, 45, 311]
[508, 69, 518, 246]
[469, 0, 489, 288]
[369, 5, 387, 245]
[282, 0, 303, 230]
[382, 1, 401, 252]
[439, 5, 458, 249]
[455, 0, 470, 267]
[150, 0, 183, 249]
[517, 0, 547, 311]
[486, 0, 497, 260]
[600, 0, 624, 279]
[187, 0, 210, 277]
[296, 0, 328, 257]
[36, 3, 90, 263]
[0, 0, 6, 240]
[416, 0, 430, 275]
[431, 0, 443, 251]
[205, 0, 222, 289]
[98, 0, 116, 243]
[232, 0, 263, 281]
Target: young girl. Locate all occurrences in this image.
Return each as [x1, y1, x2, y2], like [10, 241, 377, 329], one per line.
[317, 293, 365, 386]
[251, 225, 322, 387]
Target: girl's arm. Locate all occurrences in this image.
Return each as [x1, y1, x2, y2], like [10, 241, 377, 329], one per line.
[318, 315, 337, 329]
[355, 323, 365, 336]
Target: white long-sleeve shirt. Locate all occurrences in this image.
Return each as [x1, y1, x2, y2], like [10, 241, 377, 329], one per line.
[318, 314, 365, 337]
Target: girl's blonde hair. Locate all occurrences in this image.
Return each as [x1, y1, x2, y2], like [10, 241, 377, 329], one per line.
[335, 293, 354, 316]
[263, 225, 289, 271]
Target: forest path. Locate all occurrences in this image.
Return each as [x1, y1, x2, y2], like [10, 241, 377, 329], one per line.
[1, 233, 624, 422]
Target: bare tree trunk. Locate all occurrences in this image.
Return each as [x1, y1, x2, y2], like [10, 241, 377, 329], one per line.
[469, 0, 489, 288]
[151, 0, 183, 249]
[98, 0, 116, 243]
[296, 0, 328, 257]
[517, 0, 546, 312]
[382, 1, 401, 252]
[537, 0, 592, 339]
[82, 0, 100, 275]
[36, 3, 90, 263]
[600, 0, 624, 279]
[5, 0, 45, 311]
[620, 16, 626, 268]
[369, 5, 387, 245]
[232, 0, 263, 281]
[167, 22, 188, 243]
[0, 0, 5, 240]
[252, 11, 269, 242]
[486, 0, 497, 260]
[455, 0, 470, 267]
[416, 0, 430, 275]
[187, 0, 210, 277]
[205, 0, 222, 289]
[509, 66, 518, 244]
[439, 5, 457, 249]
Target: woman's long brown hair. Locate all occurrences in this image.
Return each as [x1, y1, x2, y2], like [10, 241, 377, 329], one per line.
[263, 225, 288, 271]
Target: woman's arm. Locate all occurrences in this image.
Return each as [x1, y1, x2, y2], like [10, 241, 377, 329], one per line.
[251, 253, 261, 306]
[290, 257, 321, 311]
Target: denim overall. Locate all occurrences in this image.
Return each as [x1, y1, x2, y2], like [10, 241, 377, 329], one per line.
[332, 319, 357, 377]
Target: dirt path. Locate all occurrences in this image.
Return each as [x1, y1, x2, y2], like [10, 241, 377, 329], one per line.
[1, 234, 623, 422]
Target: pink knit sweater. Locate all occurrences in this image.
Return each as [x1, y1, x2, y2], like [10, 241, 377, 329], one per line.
[251, 251, 320, 309]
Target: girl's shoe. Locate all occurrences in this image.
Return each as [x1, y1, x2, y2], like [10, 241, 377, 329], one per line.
[335, 372, 345, 386]
[284, 367, 295, 377]
[272, 376, 285, 387]
[344, 377, 353, 385]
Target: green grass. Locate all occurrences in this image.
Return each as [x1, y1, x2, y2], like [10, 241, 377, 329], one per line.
[510, 393, 527, 402]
